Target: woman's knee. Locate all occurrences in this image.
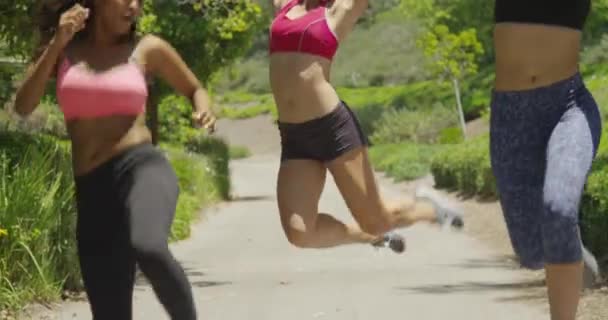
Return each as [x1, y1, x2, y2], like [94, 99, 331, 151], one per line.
[279, 208, 318, 248]
[131, 232, 170, 262]
[283, 227, 318, 248]
[351, 202, 394, 236]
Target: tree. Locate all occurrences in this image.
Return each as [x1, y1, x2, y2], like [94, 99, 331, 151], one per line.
[417, 24, 483, 140]
[401, 0, 493, 63]
[138, 0, 264, 143]
[584, 0, 608, 46]
[0, 0, 265, 143]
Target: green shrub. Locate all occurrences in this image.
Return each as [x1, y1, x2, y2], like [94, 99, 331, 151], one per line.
[158, 95, 198, 144]
[2, 99, 68, 139]
[369, 143, 443, 181]
[0, 129, 232, 312]
[583, 72, 608, 121]
[0, 130, 80, 312]
[430, 134, 496, 197]
[580, 128, 608, 261]
[185, 134, 231, 200]
[164, 146, 224, 241]
[580, 166, 608, 261]
[370, 106, 457, 145]
[438, 126, 464, 144]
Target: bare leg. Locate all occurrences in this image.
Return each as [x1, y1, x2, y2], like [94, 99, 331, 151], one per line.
[328, 147, 447, 236]
[545, 262, 583, 320]
[277, 159, 381, 248]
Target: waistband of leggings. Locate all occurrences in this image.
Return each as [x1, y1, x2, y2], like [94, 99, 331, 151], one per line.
[74, 142, 159, 186]
[492, 72, 584, 96]
[277, 100, 351, 130]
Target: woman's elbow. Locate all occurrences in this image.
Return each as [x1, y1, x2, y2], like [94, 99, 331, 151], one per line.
[13, 91, 34, 117]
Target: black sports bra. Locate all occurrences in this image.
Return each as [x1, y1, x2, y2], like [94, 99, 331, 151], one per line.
[495, 0, 591, 30]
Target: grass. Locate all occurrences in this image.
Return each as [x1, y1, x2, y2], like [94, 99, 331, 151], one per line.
[0, 130, 231, 313]
[0, 131, 80, 313]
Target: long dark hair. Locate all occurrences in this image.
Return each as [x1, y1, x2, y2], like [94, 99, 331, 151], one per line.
[33, 0, 137, 62]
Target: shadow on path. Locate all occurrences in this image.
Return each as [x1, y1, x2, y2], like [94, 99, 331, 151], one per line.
[433, 256, 520, 271]
[134, 266, 233, 289]
[230, 195, 275, 202]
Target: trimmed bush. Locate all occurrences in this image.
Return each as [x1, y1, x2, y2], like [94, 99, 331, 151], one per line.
[430, 134, 496, 198]
[369, 143, 443, 181]
[438, 126, 464, 144]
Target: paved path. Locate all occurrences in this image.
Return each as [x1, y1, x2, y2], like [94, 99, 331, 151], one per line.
[38, 153, 550, 320]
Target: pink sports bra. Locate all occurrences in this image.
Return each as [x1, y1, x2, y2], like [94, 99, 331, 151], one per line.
[56, 52, 148, 121]
[269, 0, 339, 60]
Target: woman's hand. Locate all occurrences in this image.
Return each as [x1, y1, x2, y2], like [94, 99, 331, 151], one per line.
[191, 103, 217, 133]
[141, 35, 217, 134]
[54, 4, 90, 49]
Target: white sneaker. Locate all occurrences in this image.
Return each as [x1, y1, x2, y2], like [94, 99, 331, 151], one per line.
[415, 186, 464, 229]
[582, 245, 602, 288]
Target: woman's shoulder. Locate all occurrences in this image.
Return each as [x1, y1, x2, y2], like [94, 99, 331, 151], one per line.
[133, 34, 174, 54]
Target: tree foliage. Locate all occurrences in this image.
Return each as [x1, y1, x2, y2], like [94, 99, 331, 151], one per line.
[140, 0, 264, 88]
[417, 24, 483, 139]
[401, 0, 492, 62]
[0, 0, 264, 85]
[0, 0, 265, 142]
[418, 24, 483, 82]
[585, 0, 608, 46]
[0, 1, 38, 59]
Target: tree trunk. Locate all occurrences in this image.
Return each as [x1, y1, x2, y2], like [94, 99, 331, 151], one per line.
[452, 77, 467, 140]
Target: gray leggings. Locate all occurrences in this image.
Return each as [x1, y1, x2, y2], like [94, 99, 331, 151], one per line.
[490, 73, 602, 269]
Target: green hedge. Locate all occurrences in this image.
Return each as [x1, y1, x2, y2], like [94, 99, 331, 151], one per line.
[369, 143, 443, 182]
[430, 131, 608, 265]
[430, 134, 496, 198]
[0, 130, 231, 312]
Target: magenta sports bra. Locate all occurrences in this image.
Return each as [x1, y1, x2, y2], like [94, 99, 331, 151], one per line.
[269, 0, 339, 60]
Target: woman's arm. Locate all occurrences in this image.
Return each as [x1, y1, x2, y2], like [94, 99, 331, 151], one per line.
[14, 40, 63, 117]
[143, 35, 216, 132]
[14, 4, 88, 117]
[327, 0, 368, 41]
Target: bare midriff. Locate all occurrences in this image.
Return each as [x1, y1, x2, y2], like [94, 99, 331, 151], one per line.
[269, 52, 341, 123]
[67, 114, 151, 176]
[494, 23, 581, 91]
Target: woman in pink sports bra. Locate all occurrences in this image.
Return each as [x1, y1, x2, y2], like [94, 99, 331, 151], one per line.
[14, 0, 215, 319]
[268, 0, 464, 254]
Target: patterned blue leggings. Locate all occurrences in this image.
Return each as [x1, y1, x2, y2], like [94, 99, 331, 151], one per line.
[490, 73, 602, 269]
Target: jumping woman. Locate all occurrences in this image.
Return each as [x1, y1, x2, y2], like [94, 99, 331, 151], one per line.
[268, 0, 464, 253]
[491, 0, 602, 319]
[14, 0, 215, 319]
